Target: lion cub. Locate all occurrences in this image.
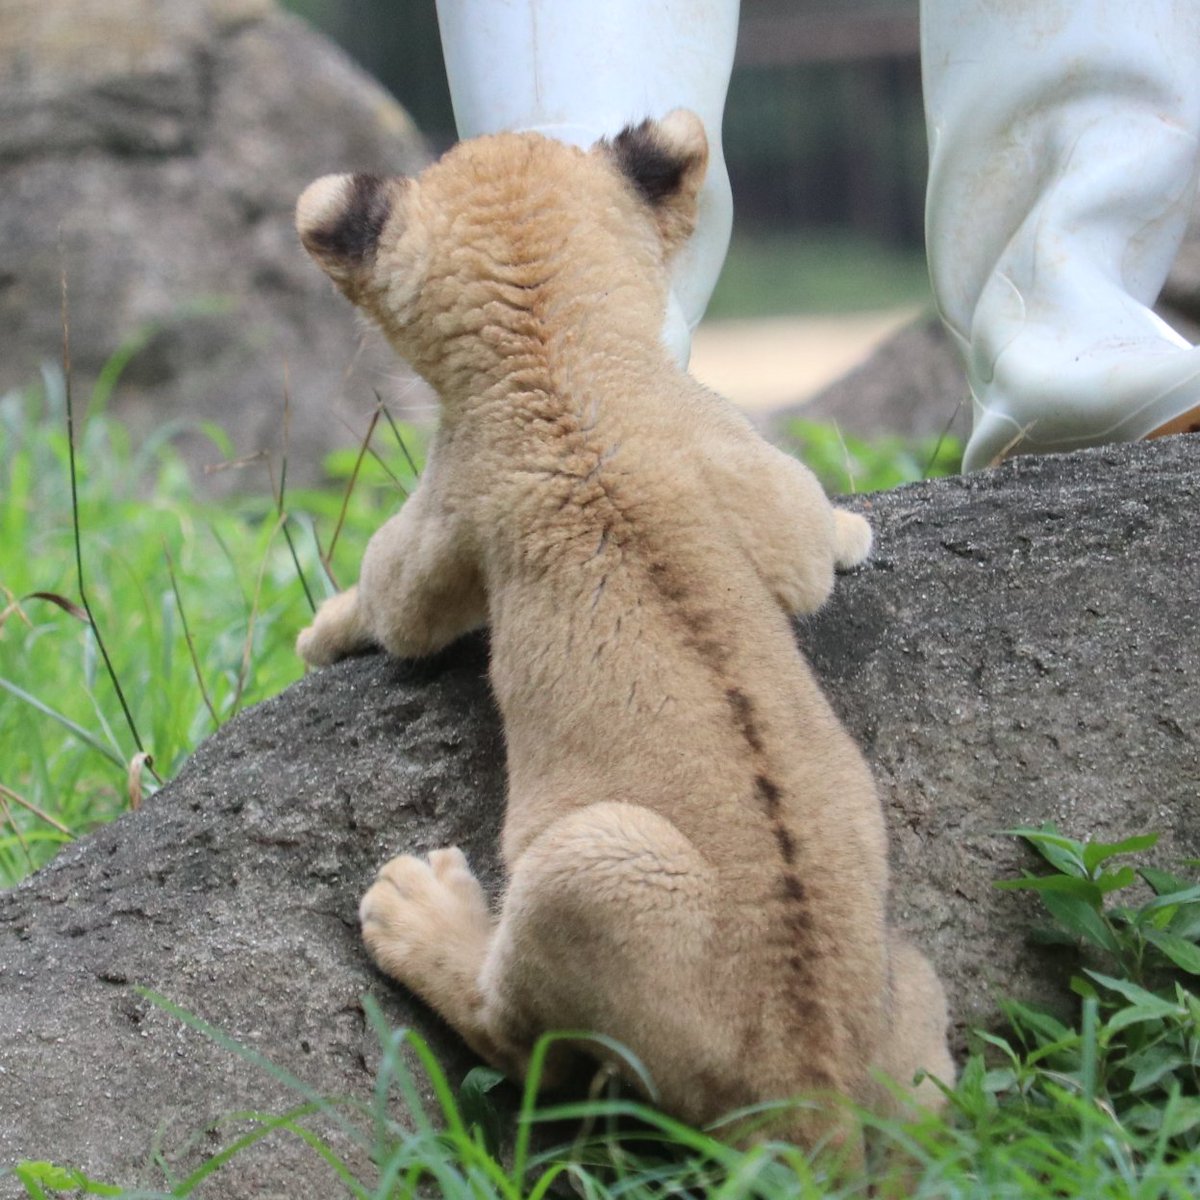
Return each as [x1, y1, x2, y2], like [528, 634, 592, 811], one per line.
[295, 110, 952, 1150]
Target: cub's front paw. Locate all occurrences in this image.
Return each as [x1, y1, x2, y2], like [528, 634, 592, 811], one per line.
[296, 588, 366, 667]
[832, 509, 873, 570]
[296, 623, 334, 667]
[359, 848, 492, 998]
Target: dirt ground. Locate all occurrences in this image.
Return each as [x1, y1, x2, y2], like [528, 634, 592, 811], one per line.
[689, 307, 917, 413]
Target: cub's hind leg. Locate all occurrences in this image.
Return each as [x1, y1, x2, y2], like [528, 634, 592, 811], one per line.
[474, 802, 723, 1101]
[361, 804, 863, 1150]
[478, 803, 859, 1151]
[360, 804, 720, 1089]
[874, 936, 954, 1114]
[359, 847, 505, 1067]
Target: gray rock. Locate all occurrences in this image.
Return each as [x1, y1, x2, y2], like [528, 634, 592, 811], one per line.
[1, 436, 1198, 1194]
[0, 641, 505, 1196]
[802, 436, 1199, 1028]
[0, 0, 432, 493]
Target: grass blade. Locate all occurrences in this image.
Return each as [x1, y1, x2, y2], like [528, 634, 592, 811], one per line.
[0, 791, 34, 871]
[0, 780, 73, 836]
[325, 407, 382, 575]
[0, 675, 125, 770]
[138, 990, 370, 1152]
[378, 397, 421, 481]
[273, 365, 317, 614]
[126, 751, 153, 811]
[163, 542, 219, 730]
[59, 260, 153, 773]
[230, 511, 286, 716]
[21, 592, 89, 623]
[172, 1105, 371, 1200]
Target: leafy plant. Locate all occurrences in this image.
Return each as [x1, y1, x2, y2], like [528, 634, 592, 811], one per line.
[9, 1162, 124, 1199]
[989, 827, 1200, 1154]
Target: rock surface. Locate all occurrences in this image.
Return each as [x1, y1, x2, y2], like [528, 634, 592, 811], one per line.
[1, 435, 1198, 1195]
[0, 0, 431, 492]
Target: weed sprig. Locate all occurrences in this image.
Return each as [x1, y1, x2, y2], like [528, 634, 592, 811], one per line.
[991, 827, 1200, 1151]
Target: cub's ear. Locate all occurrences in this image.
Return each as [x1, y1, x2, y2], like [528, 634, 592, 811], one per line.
[296, 173, 403, 295]
[603, 109, 709, 254]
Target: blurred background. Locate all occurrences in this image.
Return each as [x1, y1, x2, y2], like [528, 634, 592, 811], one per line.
[282, 0, 933, 412]
[2, 0, 957, 493]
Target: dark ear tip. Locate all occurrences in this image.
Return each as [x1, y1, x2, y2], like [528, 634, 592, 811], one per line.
[296, 173, 392, 263]
[608, 109, 708, 206]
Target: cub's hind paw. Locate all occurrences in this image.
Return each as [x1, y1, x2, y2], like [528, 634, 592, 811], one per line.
[832, 509, 873, 570]
[359, 848, 492, 999]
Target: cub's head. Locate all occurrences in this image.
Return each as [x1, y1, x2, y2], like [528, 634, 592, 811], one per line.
[295, 109, 708, 391]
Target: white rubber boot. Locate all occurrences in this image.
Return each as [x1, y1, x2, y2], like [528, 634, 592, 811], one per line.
[922, 0, 1200, 470]
[435, 0, 739, 366]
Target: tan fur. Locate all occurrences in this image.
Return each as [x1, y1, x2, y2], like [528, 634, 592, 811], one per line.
[295, 110, 953, 1152]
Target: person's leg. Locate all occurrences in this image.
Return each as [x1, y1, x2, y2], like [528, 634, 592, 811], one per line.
[434, 0, 739, 365]
[922, 0, 1200, 470]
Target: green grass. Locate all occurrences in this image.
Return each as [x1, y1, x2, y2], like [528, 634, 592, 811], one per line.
[0, 366, 424, 885]
[706, 231, 932, 320]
